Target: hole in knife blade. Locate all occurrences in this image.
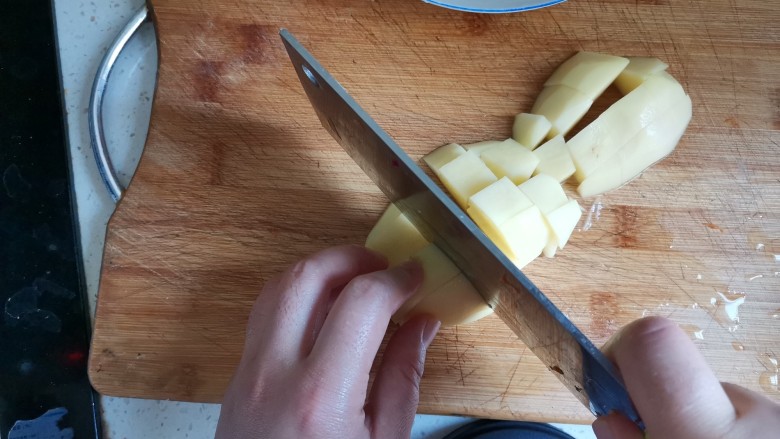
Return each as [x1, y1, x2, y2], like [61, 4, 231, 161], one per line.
[302, 64, 319, 87]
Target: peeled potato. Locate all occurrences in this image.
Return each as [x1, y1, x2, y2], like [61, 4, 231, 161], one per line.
[365, 204, 429, 266]
[532, 135, 576, 182]
[499, 205, 549, 269]
[545, 52, 630, 100]
[366, 204, 493, 327]
[531, 85, 593, 139]
[405, 273, 493, 327]
[567, 75, 686, 182]
[464, 140, 503, 154]
[577, 93, 692, 197]
[518, 174, 568, 214]
[435, 151, 498, 209]
[467, 177, 534, 256]
[423, 143, 466, 175]
[614, 57, 669, 95]
[544, 199, 582, 250]
[512, 113, 552, 150]
[479, 138, 540, 184]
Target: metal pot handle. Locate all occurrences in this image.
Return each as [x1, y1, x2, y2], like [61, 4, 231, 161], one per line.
[88, 5, 150, 202]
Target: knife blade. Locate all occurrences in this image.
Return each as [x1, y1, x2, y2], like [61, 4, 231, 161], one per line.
[280, 29, 642, 428]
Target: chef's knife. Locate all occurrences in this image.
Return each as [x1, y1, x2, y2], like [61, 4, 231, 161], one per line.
[280, 29, 642, 428]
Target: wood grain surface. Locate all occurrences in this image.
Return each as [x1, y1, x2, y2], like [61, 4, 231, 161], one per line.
[88, 0, 780, 423]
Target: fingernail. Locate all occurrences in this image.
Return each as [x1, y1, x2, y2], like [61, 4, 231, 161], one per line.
[592, 416, 615, 439]
[422, 318, 441, 347]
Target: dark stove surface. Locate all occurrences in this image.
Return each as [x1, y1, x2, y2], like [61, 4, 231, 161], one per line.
[1, 0, 101, 437]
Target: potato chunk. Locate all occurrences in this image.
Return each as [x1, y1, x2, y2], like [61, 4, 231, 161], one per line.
[614, 57, 669, 95]
[423, 143, 466, 175]
[436, 151, 498, 209]
[512, 113, 552, 150]
[467, 177, 534, 255]
[532, 135, 575, 182]
[479, 139, 540, 184]
[545, 52, 630, 100]
[531, 85, 593, 138]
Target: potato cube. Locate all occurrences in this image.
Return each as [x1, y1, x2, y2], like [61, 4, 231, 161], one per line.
[479, 138, 540, 185]
[498, 206, 549, 269]
[544, 199, 582, 249]
[532, 135, 576, 182]
[399, 274, 493, 326]
[467, 177, 534, 255]
[512, 113, 552, 150]
[365, 204, 429, 266]
[518, 174, 568, 214]
[423, 143, 466, 175]
[437, 152, 498, 209]
[464, 140, 503, 154]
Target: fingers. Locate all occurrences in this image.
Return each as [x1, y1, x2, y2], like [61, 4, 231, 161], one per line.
[307, 261, 423, 411]
[591, 412, 643, 439]
[245, 245, 388, 361]
[603, 316, 736, 438]
[722, 383, 780, 436]
[365, 315, 440, 438]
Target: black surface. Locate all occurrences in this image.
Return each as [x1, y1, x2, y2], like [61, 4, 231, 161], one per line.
[1, 0, 101, 437]
[443, 420, 576, 439]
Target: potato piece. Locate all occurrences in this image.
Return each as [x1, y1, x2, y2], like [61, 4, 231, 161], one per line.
[499, 206, 549, 269]
[479, 138, 540, 185]
[365, 204, 429, 266]
[545, 52, 630, 100]
[532, 135, 576, 182]
[512, 113, 552, 150]
[466, 177, 534, 255]
[544, 199, 582, 250]
[437, 152, 498, 209]
[464, 140, 503, 155]
[577, 93, 692, 197]
[567, 75, 686, 182]
[402, 273, 493, 327]
[518, 174, 568, 214]
[614, 57, 669, 95]
[392, 243, 462, 323]
[423, 143, 466, 175]
[542, 241, 558, 258]
[531, 85, 594, 138]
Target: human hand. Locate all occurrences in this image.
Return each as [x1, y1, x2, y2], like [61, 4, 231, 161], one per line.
[215, 245, 441, 439]
[592, 316, 780, 439]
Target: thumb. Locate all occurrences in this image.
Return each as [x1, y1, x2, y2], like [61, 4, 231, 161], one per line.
[601, 316, 736, 438]
[365, 315, 440, 439]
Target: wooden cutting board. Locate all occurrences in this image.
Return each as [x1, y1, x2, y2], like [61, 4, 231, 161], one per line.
[88, 0, 780, 423]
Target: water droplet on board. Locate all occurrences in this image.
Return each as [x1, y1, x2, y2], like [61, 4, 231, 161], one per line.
[693, 330, 704, 340]
[710, 297, 717, 306]
[756, 243, 765, 251]
[732, 342, 745, 351]
[716, 292, 746, 323]
[581, 199, 603, 231]
[748, 274, 764, 281]
[696, 274, 702, 280]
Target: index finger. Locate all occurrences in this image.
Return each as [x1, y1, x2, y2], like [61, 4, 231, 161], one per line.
[603, 316, 736, 438]
[304, 261, 423, 413]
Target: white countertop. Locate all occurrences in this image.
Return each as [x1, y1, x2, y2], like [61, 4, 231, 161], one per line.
[52, 0, 595, 437]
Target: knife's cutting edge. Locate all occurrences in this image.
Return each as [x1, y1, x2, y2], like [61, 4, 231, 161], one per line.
[279, 28, 643, 429]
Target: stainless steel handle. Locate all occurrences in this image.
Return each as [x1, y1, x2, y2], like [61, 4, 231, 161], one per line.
[88, 5, 150, 202]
